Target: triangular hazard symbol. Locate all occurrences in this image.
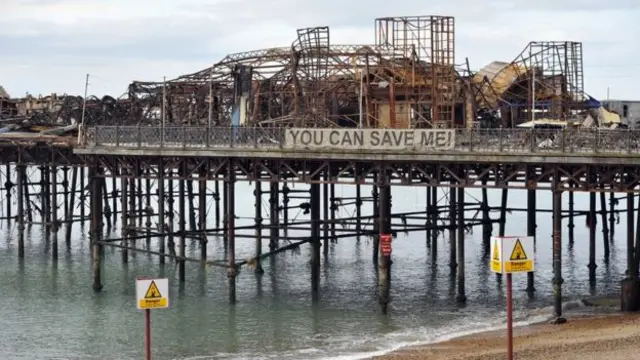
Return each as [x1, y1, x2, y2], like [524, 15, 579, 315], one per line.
[509, 239, 528, 261]
[492, 240, 500, 261]
[144, 281, 162, 299]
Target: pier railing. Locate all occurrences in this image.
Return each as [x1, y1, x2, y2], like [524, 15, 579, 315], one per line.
[84, 126, 640, 155]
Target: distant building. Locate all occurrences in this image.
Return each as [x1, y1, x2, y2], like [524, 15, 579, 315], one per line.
[601, 100, 640, 128]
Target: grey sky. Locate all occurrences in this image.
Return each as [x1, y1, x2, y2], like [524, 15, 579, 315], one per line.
[1, 0, 638, 100]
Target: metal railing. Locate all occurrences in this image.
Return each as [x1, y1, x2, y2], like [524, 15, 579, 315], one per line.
[83, 126, 640, 155]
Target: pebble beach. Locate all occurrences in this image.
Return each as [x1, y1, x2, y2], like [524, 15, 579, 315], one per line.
[373, 312, 640, 360]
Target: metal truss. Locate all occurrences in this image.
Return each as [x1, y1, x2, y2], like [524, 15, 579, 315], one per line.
[472, 41, 589, 126]
[0, 145, 83, 166]
[91, 156, 640, 193]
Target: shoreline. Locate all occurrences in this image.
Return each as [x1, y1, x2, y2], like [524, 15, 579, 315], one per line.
[370, 302, 640, 360]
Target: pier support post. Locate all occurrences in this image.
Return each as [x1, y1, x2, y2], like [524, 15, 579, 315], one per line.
[356, 183, 362, 241]
[214, 179, 221, 229]
[588, 188, 597, 282]
[552, 183, 565, 323]
[111, 175, 118, 227]
[526, 185, 536, 294]
[378, 171, 391, 314]
[65, 167, 78, 246]
[330, 182, 336, 242]
[269, 182, 279, 251]
[62, 167, 69, 227]
[426, 186, 431, 244]
[323, 175, 329, 257]
[102, 174, 111, 230]
[456, 186, 466, 303]
[5, 164, 12, 222]
[42, 166, 51, 231]
[17, 163, 25, 258]
[430, 186, 438, 250]
[187, 178, 197, 234]
[449, 187, 457, 273]
[568, 185, 575, 245]
[620, 184, 640, 312]
[430, 186, 438, 258]
[178, 163, 187, 282]
[254, 180, 264, 274]
[372, 182, 379, 264]
[145, 175, 152, 246]
[481, 182, 491, 250]
[223, 173, 229, 247]
[609, 191, 616, 240]
[311, 178, 321, 301]
[600, 190, 610, 260]
[51, 164, 58, 260]
[157, 161, 166, 265]
[167, 172, 175, 260]
[499, 188, 508, 237]
[129, 169, 136, 256]
[226, 160, 237, 304]
[90, 164, 103, 292]
[198, 169, 207, 261]
[282, 184, 289, 236]
[23, 166, 32, 223]
[121, 169, 129, 263]
[79, 166, 86, 224]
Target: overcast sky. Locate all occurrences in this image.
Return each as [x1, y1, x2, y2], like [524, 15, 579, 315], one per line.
[1, 0, 638, 100]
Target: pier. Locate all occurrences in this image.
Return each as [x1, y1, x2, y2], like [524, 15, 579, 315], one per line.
[2, 15, 639, 327]
[0, 126, 621, 321]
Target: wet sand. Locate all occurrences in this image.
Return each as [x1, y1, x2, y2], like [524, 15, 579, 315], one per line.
[373, 313, 640, 360]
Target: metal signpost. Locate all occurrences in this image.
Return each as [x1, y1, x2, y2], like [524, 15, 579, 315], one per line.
[490, 236, 535, 360]
[136, 277, 169, 360]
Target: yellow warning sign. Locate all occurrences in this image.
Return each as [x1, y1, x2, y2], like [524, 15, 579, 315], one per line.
[144, 281, 162, 299]
[136, 278, 169, 310]
[504, 238, 533, 273]
[509, 239, 528, 261]
[490, 239, 502, 273]
[489, 236, 535, 274]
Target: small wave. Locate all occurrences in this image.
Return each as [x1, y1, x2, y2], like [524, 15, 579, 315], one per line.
[175, 299, 589, 360]
[313, 300, 578, 360]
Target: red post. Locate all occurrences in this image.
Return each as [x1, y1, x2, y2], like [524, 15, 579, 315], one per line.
[145, 309, 151, 360]
[506, 273, 513, 360]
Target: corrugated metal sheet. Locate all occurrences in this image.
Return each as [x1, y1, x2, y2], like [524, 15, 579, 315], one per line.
[472, 61, 527, 108]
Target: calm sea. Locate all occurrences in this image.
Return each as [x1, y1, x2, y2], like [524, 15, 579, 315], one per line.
[0, 185, 626, 359]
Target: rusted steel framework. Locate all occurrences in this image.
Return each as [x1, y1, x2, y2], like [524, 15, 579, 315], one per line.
[472, 41, 590, 127]
[127, 16, 460, 129]
[375, 16, 457, 128]
[3, 19, 596, 132]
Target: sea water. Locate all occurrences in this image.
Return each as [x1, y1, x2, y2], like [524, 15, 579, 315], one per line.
[0, 185, 626, 359]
